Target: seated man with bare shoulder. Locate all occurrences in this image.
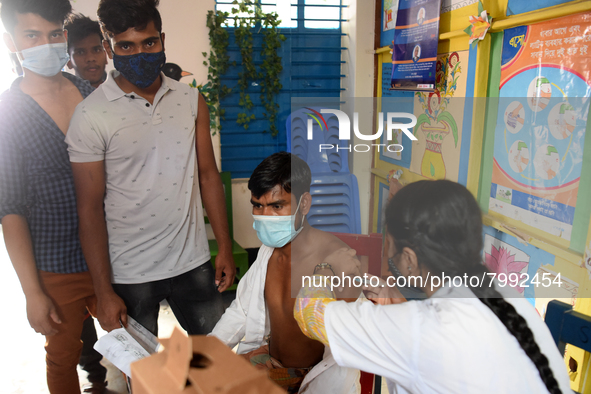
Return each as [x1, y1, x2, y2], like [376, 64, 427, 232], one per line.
[212, 152, 361, 394]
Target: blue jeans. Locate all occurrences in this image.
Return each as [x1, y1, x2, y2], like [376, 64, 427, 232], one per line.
[112, 263, 223, 336]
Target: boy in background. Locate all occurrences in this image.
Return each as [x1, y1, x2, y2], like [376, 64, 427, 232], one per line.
[64, 13, 109, 394]
[66, 13, 108, 88]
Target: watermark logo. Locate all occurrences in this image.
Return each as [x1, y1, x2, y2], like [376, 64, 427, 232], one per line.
[303, 107, 328, 132]
[305, 109, 417, 153]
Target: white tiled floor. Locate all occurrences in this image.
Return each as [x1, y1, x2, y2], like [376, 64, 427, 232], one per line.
[1, 234, 185, 394]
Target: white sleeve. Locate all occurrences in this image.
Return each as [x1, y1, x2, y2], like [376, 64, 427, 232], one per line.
[324, 300, 420, 389]
[209, 246, 272, 348]
[209, 267, 252, 348]
[65, 104, 106, 163]
[190, 84, 198, 119]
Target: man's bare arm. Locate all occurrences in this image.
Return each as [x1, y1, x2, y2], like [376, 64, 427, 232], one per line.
[195, 93, 236, 292]
[71, 161, 127, 331]
[2, 214, 61, 335]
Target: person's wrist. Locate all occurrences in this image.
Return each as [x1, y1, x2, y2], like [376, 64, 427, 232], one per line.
[94, 283, 117, 298]
[217, 247, 233, 257]
[24, 287, 47, 301]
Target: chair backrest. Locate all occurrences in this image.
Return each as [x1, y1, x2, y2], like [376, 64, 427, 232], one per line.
[309, 173, 362, 234]
[545, 300, 591, 394]
[545, 300, 591, 354]
[287, 106, 350, 173]
[329, 232, 383, 276]
[330, 231, 384, 394]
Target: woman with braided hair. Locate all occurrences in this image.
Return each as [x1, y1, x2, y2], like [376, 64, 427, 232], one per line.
[294, 180, 570, 393]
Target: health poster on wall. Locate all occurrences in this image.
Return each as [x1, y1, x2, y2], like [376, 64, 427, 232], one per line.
[483, 226, 578, 317]
[441, 0, 477, 14]
[390, 0, 442, 91]
[383, 0, 400, 31]
[489, 12, 591, 242]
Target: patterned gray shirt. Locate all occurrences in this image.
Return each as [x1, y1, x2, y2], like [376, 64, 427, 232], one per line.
[66, 71, 209, 284]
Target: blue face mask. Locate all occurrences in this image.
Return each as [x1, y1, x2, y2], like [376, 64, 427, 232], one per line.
[252, 197, 304, 248]
[113, 51, 166, 89]
[20, 43, 69, 77]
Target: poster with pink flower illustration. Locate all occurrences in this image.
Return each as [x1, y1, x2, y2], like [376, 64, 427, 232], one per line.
[483, 225, 579, 317]
[483, 234, 530, 294]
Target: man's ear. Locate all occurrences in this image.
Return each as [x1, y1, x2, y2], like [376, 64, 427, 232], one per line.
[103, 39, 113, 59]
[160, 32, 165, 52]
[401, 247, 418, 274]
[3, 32, 16, 53]
[300, 192, 312, 216]
[66, 59, 73, 70]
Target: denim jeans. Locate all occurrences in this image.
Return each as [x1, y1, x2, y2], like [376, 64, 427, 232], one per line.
[112, 262, 223, 336]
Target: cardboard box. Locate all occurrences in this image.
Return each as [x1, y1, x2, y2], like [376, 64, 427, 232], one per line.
[131, 326, 286, 394]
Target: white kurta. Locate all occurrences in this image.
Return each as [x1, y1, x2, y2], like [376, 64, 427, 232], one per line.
[211, 245, 360, 394]
[325, 284, 571, 394]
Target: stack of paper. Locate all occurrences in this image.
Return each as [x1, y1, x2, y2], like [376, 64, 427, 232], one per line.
[94, 316, 160, 376]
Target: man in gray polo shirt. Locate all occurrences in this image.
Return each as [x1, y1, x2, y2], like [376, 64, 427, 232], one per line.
[66, 0, 235, 335]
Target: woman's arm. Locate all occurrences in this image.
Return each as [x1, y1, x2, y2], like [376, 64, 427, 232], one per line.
[295, 247, 362, 344]
[294, 278, 336, 346]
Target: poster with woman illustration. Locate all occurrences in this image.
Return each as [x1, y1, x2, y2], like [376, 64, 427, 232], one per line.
[410, 50, 469, 181]
[489, 12, 591, 242]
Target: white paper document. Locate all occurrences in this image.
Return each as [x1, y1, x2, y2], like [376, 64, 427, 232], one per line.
[94, 316, 160, 376]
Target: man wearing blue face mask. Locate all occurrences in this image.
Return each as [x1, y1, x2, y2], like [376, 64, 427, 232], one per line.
[66, 0, 235, 337]
[0, 1, 99, 393]
[211, 152, 361, 394]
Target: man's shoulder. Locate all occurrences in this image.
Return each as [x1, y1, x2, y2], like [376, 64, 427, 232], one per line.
[62, 72, 94, 98]
[307, 228, 349, 252]
[164, 77, 199, 104]
[165, 76, 194, 93]
[74, 85, 111, 114]
[0, 86, 31, 132]
[0, 81, 23, 109]
[0, 90, 15, 113]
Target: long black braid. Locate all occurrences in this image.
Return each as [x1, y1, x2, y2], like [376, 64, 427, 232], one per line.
[385, 180, 561, 394]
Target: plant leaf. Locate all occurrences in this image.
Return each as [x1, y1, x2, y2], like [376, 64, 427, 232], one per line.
[437, 111, 459, 147]
[415, 113, 431, 134]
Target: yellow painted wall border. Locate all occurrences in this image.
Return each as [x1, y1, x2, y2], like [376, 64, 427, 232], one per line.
[483, 214, 582, 264]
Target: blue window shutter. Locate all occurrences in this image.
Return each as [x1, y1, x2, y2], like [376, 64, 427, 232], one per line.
[215, 0, 346, 178]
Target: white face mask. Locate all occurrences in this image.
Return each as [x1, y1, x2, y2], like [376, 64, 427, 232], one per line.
[252, 197, 304, 248]
[20, 43, 69, 77]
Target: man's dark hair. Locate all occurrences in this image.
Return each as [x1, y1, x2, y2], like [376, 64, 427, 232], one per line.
[0, 0, 72, 34]
[248, 152, 311, 202]
[65, 13, 102, 51]
[97, 0, 162, 39]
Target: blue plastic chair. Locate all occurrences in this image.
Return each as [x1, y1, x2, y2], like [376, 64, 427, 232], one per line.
[310, 173, 361, 234]
[287, 106, 362, 234]
[287, 107, 350, 173]
[544, 300, 591, 393]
